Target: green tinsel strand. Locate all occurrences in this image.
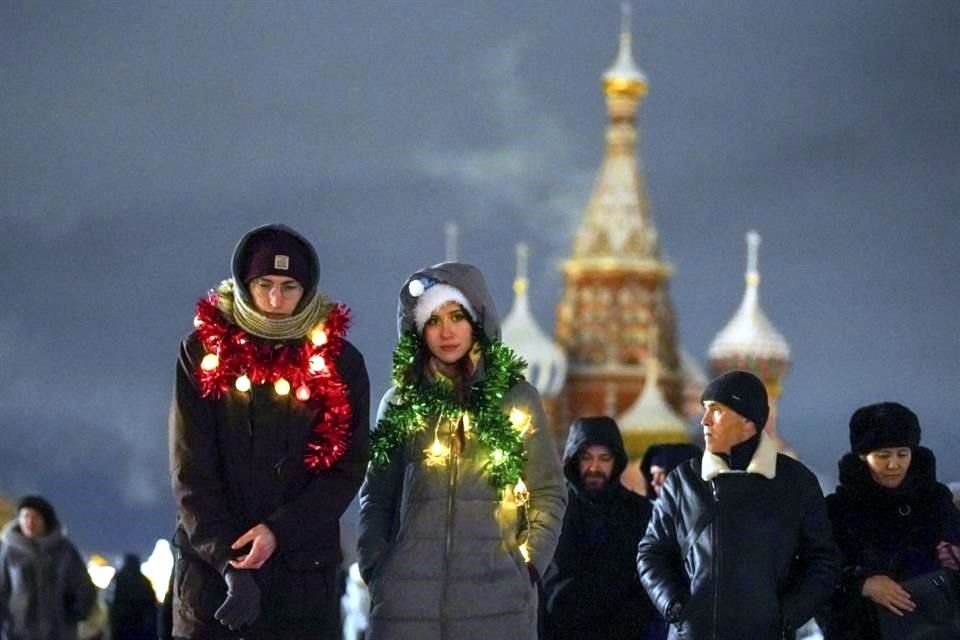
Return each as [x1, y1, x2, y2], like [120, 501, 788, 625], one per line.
[370, 331, 528, 491]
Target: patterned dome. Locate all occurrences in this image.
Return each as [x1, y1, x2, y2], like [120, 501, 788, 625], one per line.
[501, 243, 568, 398]
[708, 231, 790, 391]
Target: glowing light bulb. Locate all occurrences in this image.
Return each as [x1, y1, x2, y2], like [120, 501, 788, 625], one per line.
[310, 326, 328, 346]
[309, 355, 326, 373]
[295, 385, 311, 401]
[509, 407, 531, 434]
[491, 449, 505, 464]
[462, 412, 471, 432]
[514, 478, 530, 507]
[424, 435, 450, 467]
[235, 375, 251, 392]
[518, 541, 530, 562]
[200, 353, 220, 371]
[274, 378, 291, 396]
[193, 315, 203, 328]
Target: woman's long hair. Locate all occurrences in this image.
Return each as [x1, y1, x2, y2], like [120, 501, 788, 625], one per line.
[406, 309, 484, 406]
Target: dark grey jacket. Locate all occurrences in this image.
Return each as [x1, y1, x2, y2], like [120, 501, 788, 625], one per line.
[637, 432, 838, 640]
[0, 522, 97, 640]
[357, 262, 566, 640]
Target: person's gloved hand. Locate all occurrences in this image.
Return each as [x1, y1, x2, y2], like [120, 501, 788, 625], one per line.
[214, 569, 260, 630]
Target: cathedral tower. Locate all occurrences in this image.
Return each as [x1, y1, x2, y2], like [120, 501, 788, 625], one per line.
[555, 6, 683, 432]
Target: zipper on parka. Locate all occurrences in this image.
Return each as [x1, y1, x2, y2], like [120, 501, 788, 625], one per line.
[440, 415, 463, 640]
[711, 480, 720, 640]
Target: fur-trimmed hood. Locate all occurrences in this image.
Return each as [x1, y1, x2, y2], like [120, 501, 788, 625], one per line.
[1, 519, 67, 556]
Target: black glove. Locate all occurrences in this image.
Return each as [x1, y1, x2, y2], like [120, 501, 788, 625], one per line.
[214, 569, 260, 631]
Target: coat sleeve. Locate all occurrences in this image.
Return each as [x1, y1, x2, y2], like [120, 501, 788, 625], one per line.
[637, 473, 688, 621]
[509, 382, 566, 579]
[779, 468, 840, 631]
[64, 542, 97, 623]
[265, 340, 371, 550]
[356, 387, 405, 584]
[169, 336, 245, 573]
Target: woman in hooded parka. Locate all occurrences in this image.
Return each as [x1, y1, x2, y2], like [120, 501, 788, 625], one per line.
[822, 402, 960, 639]
[357, 262, 566, 640]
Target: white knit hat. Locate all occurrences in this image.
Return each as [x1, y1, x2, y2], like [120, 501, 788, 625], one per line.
[412, 282, 476, 333]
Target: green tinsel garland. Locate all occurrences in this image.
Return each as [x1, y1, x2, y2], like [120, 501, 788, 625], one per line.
[370, 331, 528, 491]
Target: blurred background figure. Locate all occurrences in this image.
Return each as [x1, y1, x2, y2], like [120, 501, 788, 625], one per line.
[638, 443, 702, 500]
[105, 554, 157, 640]
[0, 495, 97, 640]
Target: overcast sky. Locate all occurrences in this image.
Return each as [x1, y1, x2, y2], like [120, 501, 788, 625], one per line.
[2, 1, 958, 556]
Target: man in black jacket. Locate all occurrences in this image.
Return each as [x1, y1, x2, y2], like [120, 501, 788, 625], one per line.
[637, 371, 837, 640]
[169, 224, 370, 639]
[542, 416, 655, 640]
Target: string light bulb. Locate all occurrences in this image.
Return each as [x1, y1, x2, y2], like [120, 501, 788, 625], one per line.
[200, 353, 220, 371]
[295, 385, 311, 401]
[509, 407, 532, 435]
[310, 325, 328, 346]
[274, 378, 291, 396]
[424, 435, 450, 467]
[235, 375, 251, 392]
[309, 355, 326, 373]
[193, 315, 203, 329]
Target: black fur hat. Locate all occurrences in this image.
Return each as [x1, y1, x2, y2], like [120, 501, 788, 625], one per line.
[849, 402, 921, 454]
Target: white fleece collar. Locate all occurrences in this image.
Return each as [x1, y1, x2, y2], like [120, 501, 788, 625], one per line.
[701, 431, 779, 482]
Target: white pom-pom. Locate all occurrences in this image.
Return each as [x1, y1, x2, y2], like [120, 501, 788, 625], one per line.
[408, 279, 425, 297]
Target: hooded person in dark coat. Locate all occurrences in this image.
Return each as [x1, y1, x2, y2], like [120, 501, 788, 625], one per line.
[169, 224, 370, 639]
[821, 402, 960, 639]
[104, 554, 156, 640]
[542, 416, 655, 640]
[0, 496, 97, 640]
[637, 370, 838, 640]
[639, 444, 702, 500]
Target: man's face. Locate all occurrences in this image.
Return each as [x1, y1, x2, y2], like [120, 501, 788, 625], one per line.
[578, 444, 615, 492]
[248, 275, 304, 318]
[18, 507, 47, 539]
[701, 401, 756, 454]
[649, 465, 668, 497]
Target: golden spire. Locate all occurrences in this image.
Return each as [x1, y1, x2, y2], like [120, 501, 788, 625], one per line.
[566, 1, 663, 272]
[603, 3, 648, 98]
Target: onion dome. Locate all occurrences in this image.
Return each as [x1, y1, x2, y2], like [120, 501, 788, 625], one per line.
[617, 356, 689, 458]
[501, 243, 568, 398]
[708, 231, 790, 398]
[602, 3, 648, 98]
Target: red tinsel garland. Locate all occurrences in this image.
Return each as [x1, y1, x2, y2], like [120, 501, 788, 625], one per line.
[193, 293, 353, 473]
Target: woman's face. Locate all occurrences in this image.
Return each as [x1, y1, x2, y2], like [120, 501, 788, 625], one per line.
[18, 507, 47, 538]
[860, 447, 913, 489]
[423, 301, 474, 366]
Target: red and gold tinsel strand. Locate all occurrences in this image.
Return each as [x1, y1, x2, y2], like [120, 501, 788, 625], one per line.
[193, 293, 353, 473]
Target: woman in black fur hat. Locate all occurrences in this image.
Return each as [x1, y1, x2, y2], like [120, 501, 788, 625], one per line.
[821, 402, 960, 639]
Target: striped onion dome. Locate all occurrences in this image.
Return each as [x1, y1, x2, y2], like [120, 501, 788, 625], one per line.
[501, 243, 568, 398]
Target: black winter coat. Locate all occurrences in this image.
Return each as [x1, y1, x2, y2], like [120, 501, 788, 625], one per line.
[169, 333, 369, 639]
[542, 417, 655, 640]
[105, 563, 157, 640]
[637, 433, 838, 640]
[821, 447, 960, 639]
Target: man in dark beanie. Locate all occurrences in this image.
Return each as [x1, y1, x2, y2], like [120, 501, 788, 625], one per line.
[542, 416, 655, 640]
[169, 223, 370, 639]
[638, 370, 837, 640]
[0, 495, 97, 640]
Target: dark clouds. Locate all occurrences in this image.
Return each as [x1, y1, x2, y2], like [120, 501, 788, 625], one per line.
[1, 1, 958, 554]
